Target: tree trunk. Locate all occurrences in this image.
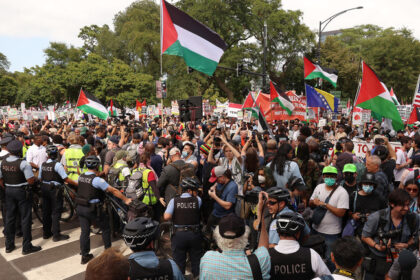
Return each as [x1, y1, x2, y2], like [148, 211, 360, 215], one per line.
[213, 76, 234, 101]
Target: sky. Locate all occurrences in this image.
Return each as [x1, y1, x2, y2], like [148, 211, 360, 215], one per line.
[1, 0, 419, 72]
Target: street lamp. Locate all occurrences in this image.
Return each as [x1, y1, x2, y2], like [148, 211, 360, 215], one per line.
[317, 6, 363, 63]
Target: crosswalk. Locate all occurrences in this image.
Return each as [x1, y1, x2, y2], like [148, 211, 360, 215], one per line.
[0, 214, 131, 280]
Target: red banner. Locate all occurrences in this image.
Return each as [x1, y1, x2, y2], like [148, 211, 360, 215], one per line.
[266, 91, 307, 121]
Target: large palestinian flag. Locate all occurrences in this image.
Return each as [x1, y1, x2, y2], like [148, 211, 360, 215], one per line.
[76, 89, 108, 120]
[161, 0, 227, 76]
[270, 81, 294, 115]
[354, 62, 403, 130]
[304, 57, 338, 87]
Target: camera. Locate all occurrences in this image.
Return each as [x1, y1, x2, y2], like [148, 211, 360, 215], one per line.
[358, 213, 369, 224]
[319, 140, 333, 156]
[377, 228, 402, 243]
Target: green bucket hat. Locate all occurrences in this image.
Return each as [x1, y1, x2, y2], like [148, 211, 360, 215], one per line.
[343, 163, 357, 173]
[322, 165, 338, 175]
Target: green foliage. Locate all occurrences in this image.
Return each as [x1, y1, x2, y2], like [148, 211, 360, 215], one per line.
[0, 52, 10, 72]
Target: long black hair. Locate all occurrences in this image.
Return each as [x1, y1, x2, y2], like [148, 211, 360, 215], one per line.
[271, 143, 293, 176]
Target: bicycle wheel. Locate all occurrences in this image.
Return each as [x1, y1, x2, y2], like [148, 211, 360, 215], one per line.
[32, 192, 43, 224]
[60, 194, 74, 222]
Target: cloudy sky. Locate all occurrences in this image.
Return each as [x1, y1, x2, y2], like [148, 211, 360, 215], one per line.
[1, 0, 419, 72]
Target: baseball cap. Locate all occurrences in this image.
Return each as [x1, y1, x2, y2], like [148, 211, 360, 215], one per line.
[109, 135, 119, 144]
[169, 147, 181, 156]
[322, 165, 338, 175]
[209, 166, 227, 183]
[218, 213, 245, 239]
[343, 163, 357, 173]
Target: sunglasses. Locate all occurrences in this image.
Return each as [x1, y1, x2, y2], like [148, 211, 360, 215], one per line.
[267, 200, 278, 205]
[406, 188, 418, 193]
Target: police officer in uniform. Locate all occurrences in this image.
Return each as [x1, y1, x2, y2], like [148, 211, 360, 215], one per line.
[164, 177, 203, 278]
[76, 156, 131, 264]
[39, 145, 78, 241]
[0, 140, 42, 254]
[122, 217, 184, 280]
[268, 211, 330, 279]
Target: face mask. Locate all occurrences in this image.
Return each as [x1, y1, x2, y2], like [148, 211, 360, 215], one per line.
[258, 175, 266, 184]
[324, 178, 336, 187]
[181, 151, 188, 158]
[344, 174, 356, 184]
[362, 185, 374, 194]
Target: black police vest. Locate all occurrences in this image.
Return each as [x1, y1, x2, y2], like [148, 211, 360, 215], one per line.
[0, 158, 27, 185]
[128, 258, 173, 280]
[41, 161, 64, 183]
[77, 173, 104, 202]
[269, 247, 314, 280]
[172, 196, 200, 226]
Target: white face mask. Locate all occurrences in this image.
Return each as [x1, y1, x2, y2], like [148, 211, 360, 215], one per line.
[258, 175, 266, 184]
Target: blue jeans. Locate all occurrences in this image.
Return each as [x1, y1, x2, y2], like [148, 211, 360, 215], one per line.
[312, 229, 340, 272]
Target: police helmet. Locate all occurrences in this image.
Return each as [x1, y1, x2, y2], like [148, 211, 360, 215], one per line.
[122, 217, 159, 251]
[180, 177, 201, 191]
[276, 211, 305, 237]
[85, 156, 100, 169]
[266, 187, 290, 202]
[360, 172, 377, 186]
[46, 145, 58, 158]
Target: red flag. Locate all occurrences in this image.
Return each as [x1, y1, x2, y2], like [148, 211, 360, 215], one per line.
[136, 99, 142, 112]
[242, 92, 255, 109]
[110, 99, 114, 116]
[142, 100, 147, 107]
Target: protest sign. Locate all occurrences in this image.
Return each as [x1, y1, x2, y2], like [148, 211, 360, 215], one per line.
[227, 103, 242, 118]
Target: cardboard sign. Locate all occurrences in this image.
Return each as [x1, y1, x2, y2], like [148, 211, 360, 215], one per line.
[319, 118, 326, 127]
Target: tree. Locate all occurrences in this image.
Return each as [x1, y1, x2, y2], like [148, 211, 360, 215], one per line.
[0, 52, 10, 72]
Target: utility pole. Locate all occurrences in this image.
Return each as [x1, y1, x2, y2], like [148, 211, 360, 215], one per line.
[262, 21, 267, 89]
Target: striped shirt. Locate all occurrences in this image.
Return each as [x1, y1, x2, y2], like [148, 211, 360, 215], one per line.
[200, 247, 271, 280]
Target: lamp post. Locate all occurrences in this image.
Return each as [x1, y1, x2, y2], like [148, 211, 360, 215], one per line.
[317, 6, 363, 63]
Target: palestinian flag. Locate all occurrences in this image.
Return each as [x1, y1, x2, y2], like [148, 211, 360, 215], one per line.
[390, 88, 400, 105]
[161, 0, 227, 76]
[108, 99, 120, 117]
[304, 57, 338, 87]
[76, 89, 108, 120]
[354, 62, 403, 130]
[256, 106, 273, 136]
[270, 81, 294, 115]
[242, 92, 256, 109]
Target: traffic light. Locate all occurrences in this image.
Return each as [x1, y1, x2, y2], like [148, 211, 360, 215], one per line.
[236, 63, 244, 76]
[161, 80, 167, 91]
[187, 67, 194, 74]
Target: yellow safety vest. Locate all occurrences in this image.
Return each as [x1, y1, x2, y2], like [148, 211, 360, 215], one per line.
[132, 167, 155, 205]
[113, 161, 128, 182]
[65, 147, 84, 181]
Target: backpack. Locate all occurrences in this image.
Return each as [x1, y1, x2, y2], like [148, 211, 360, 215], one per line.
[126, 168, 146, 199]
[164, 162, 196, 203]
[108, 164, 126, 188]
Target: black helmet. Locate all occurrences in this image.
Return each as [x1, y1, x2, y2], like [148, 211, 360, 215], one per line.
[286, 176, 307, 191]
[266, 187, 290, 202]
[276, 211, 305, 237]
[360, 172, 377, 186]
[46, 145, 58, 158]
[180, 177, 201, 191]
[85, 156, 100, 169]
[122, 217, 159, 251]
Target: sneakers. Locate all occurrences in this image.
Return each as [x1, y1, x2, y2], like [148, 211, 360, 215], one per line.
[81, 254, 94, 265]
[22, 245, 42, 255]
[53, 234, 70, 242]
[5, 245, 16, 253]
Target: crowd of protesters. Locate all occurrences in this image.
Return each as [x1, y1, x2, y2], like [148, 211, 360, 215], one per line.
[0, 114, 419, 280]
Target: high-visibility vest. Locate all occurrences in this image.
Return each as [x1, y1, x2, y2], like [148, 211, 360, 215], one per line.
[65, 147, 84, 181]
[131, 167, 155, 205]
[113, 161, 128, 182]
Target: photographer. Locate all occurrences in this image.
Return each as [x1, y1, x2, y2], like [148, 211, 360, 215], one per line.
[346, 173, 387, 237]
[362, 189, 419, 280]
[207, 166, 238, 230]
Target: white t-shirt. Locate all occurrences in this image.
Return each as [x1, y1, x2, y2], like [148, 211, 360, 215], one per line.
[310, 184, 349, 235]
[274, 240, 331, 278]
[394, 149, 408, 181]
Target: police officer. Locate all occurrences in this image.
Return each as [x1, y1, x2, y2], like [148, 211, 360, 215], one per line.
[76, 155, 131, 264]
[39, 145, 78, 241]
[269, 211, 331, 279]
[122, 217, 184, 280]
[164, 177, 203, 278]
[0, 140, 42, 255]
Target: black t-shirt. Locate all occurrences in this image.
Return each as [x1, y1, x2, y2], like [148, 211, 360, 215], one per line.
[381, 159, 396, 183]
[350, 190, 387, 214]
[342, 182, 358, 196]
